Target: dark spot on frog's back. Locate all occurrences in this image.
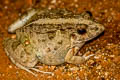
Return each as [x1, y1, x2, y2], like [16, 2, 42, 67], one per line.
[20, 51, 26, 58]
[57, 40, 63, 44]
[60, 29, 66, 34]
[47, 31, 56, 40]
[41, 39, 46, 42]
[54, 47, 58, 50]
[12, 41, 20, 51]
[37, 39, 46, 42]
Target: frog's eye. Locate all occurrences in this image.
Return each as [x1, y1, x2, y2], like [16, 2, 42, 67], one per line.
[77, 28, 86, 34]
[76, 24, 88, 35]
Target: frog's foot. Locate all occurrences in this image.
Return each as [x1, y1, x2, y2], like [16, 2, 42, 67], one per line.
[13, 63, 53, 76]
[65, 47, 94, 64]
[14, 62, 38, 76]
[11, 62, 53, 76]
[9, 60, 53, 76]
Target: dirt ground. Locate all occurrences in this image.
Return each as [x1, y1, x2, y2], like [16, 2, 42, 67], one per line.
[0, 0, 120, 80]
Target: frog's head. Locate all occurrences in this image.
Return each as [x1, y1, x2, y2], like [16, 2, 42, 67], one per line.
[70, 23, 104, 44]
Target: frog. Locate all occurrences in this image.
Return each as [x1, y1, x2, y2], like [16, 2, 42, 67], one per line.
[3, 8, 105, 76]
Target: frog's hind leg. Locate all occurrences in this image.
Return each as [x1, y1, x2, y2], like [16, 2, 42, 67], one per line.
[5, 48, 53, 76]
[65, 47, 94, 64]
[5, 48, 38, 76]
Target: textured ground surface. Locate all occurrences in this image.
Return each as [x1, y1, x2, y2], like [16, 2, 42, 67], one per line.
[0, 0, 120, 80]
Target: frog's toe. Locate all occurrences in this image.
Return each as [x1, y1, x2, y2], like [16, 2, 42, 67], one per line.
[12, 61, 38, 76]
[30, 67, 54, 75]
[83, 54, 95, 60]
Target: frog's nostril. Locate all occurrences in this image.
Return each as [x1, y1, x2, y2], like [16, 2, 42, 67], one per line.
[77, 29, 86, 35]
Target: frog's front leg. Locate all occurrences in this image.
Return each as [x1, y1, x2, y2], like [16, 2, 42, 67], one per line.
[65, 46, 94, 64]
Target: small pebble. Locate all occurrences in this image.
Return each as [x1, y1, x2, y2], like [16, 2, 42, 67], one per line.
[11, 34, 16, 39]
[96, 65, 102, 69]
[9, 65, 12, 69]
[25, 40, 30, 45]
[109, 55, 115, 58]
[70, 67, 79, 71]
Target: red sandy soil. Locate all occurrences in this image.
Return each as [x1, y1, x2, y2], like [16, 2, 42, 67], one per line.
[0, 0, 120, 80]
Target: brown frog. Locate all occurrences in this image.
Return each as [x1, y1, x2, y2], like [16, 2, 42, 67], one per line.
[3, 8, 104, 76]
